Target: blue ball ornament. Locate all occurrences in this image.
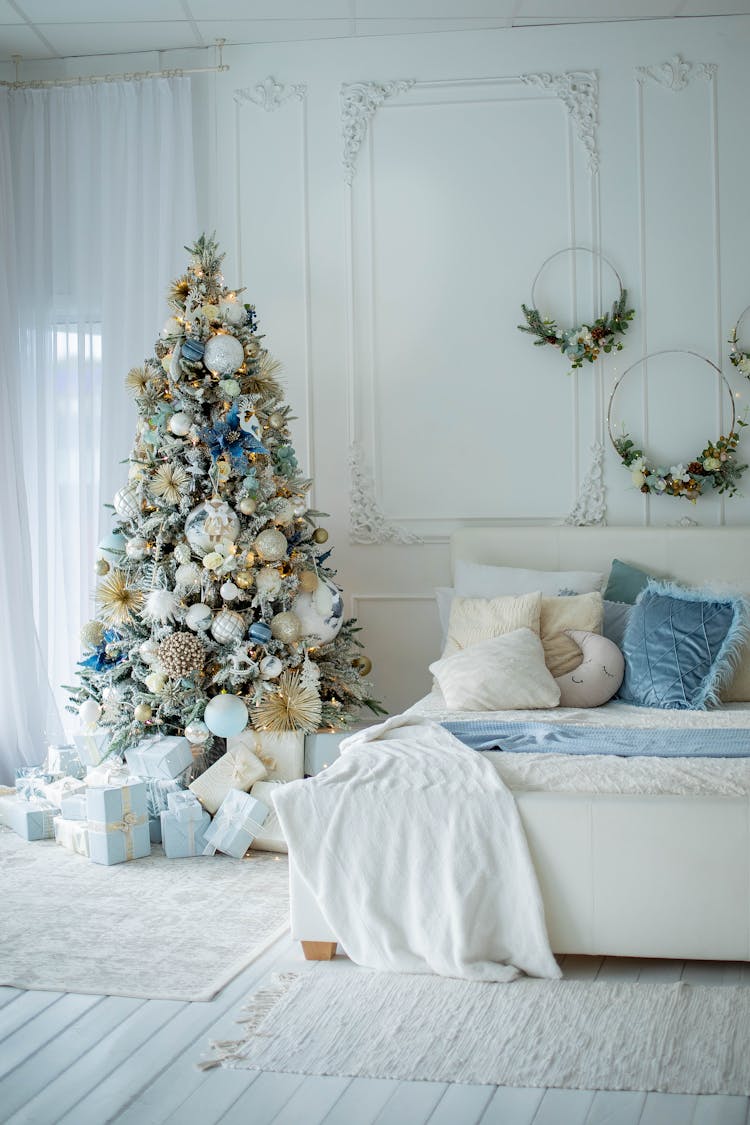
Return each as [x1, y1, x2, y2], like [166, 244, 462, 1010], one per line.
[181, 337, 205, 362]
[98, 530, 126, 556]
[203, 694, 249, 738]
[249, 621, 272, 644]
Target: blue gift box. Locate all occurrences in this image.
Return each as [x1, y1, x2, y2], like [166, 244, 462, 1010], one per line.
[143, 776, 186, 818]
[86, 780, 151, 866]
[149, 815, 162, 844]
[73, 730, 113, 767]
[15, 767, 60, 801]
[46, 744, 86, 779]
[125, 736, 193, 780]
[202, 789, 269, 859]
[166, 790, 204, 822]
[5, 795, 57, 841]
[60, 793, 87, 821]
[160, 807, 212, 858]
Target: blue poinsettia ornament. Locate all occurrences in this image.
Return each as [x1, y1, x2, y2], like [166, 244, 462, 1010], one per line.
[201, 405, 268, 468]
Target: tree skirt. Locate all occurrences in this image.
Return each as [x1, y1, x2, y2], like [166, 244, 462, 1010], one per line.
[201, 967, 750, 1095]
[0, 827, 288, 1001]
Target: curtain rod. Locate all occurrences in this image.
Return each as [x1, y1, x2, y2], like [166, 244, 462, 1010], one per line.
[1, 39, 228, 89]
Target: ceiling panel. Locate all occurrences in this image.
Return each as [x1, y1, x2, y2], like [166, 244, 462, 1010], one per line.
[516, 0, 682, 16]
[187, 0, 352, 16]
[352, 17, 512, 34]
[195, 18, 355, 43]
[36, 21, 202, 56]
[354, 0, 517, 14]
[16, 0, 187, 19]
[678, 0, 750, 11]
[0, 0, 25, 22]
[0, 24, 56, 58]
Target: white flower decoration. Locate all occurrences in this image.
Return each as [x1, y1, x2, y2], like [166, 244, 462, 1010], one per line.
[670, 464, 691, 483]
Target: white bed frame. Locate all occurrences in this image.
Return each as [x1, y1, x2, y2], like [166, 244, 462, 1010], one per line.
[291, 526, 750, 963]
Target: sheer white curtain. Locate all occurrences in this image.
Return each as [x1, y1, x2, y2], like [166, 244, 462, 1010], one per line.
[0, 77, 197, 782]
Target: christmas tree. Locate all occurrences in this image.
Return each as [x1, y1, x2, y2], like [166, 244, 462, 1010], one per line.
[68, 234, 382, 762]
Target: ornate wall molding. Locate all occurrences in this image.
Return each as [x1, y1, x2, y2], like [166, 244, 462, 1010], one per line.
[521, 70, 599, 173]
[341, 80, 415, 185]
[636, 55, 716, 91]
[234, 76, 307, 111]
[349, 443, 422, 544]
[565, 441, 607, 526]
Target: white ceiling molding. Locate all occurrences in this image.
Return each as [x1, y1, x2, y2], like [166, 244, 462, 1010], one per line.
[636, 53, 717, 90]
[340, 80, 415, 185]
[233, 75, 306, 111]
[521, 70, 599, 172]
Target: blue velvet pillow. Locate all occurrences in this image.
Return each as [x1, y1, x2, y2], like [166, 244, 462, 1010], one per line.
[619, 580, 747, 710]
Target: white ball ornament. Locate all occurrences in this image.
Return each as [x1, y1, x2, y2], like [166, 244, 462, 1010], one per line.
[219, 298, 246, 327]
[139, 639, 160, 665]
[204, 694, 249, 738]
[134, 703, 152, 723]
[125, 536, 148, 561]
[239, 496, 257, 515]
[273, 499, 295, 525]
[260, 655, 283, 679]
[220, 580, 240, 602]
[169, 412, 192, 437]
[185, 498, 241, 554]
[185, 602, 213, 631]
[161, 316, 182, 339]
[203, 333, 245, 376]
[175, 562, 201, 588]
[292, 575, 344, 644]
[270, 610, 302, 644]
[78, 699, 102, 729]
[113, 485, 140, 521]
[253, 528, 288, 562]
[255, 566, 282, 598]
[185, 720, 210, 745]
[211, 608, 246, 645]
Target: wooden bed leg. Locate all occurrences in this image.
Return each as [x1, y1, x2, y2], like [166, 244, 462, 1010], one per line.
[301, 940, 337, 961]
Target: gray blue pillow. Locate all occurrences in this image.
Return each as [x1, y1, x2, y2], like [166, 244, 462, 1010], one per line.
[603, 558, 653, 604]
[603, 600, 633, 650]
[619, 580, 748, 710]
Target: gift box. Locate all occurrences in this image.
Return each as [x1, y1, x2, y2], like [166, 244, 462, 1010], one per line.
[60, 793, 87, 821]
[74, 730, 112, 767]
[143, 776, 186, 818]
[85, 760, 131, 788]
[15, 767, 61, 801]
[166, 790, 205, 822]
[189, 745, 266, 815]
[248, 781, 287, 853]
[37, 776, 86, 809]
[202, 789, 269, 859]
[3, 795, 57, 841]
[228, 730, 304, 783]
[125, 735, 192, 781]
[46, 743, 86, 779]
[86, 780, 151, 866]
[53, 815, 89, 857]
[161, 805, 212, 858]
[149, 816, 162, 844]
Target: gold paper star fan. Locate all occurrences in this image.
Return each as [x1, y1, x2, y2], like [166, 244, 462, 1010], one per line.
[96, 570, 143, 626]
[167, 275, 192, 311]
[253, 671, 322, 733]
[125, 366, 149, 396]
[246, 351, 282, 396]
[150, 463, 190, 506]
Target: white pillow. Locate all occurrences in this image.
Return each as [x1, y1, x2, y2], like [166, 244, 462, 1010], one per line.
[454, 560, 604, 599]
[442, 591, 542, 658]
[429, 628, 561, 711]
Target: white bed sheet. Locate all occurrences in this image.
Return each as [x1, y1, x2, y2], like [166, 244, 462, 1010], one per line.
[407, 688, 750, 797]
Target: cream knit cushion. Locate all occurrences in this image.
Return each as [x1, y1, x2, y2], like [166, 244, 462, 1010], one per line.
[430, 628, 560, 711]
[442, 591, 542, 658]
[541, 592, 604, 678]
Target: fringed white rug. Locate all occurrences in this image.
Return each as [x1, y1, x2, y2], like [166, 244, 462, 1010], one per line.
[200, 968, 750, 1094]
[0, 827, 289, 1001]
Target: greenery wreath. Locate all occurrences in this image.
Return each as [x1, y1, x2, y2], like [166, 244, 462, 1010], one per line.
[607, 350, 747, 502]
[728, 305, 750, 376]
[518, 248, 634, 373]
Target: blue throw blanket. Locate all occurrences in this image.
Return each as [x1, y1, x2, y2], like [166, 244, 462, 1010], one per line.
[441, 719, 750, 758]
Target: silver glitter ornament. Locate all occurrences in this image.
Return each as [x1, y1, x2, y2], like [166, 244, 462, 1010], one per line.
[210, 608, 246, 645]
[185, 720, 210, 745]
[125, 536, 148, 561]
[253, 528, 288, 562]
[203, 333, 245, 376]
[270, 610, 302, 644]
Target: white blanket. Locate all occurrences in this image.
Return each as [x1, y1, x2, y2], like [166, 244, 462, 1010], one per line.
[272, 714, 561, 982]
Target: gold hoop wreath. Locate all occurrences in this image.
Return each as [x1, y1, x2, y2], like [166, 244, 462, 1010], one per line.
[729, 305, 750, 376]
[607, 349, 747, 501]
[518, 247, 635, 373]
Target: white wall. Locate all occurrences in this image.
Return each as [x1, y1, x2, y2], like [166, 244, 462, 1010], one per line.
[17, 17, 750, 714]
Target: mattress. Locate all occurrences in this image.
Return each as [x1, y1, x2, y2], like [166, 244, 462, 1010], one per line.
[407, 689, 750, 797]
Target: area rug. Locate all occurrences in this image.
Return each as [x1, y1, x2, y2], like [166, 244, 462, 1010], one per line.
[0, 826, 289, 1001]
[200, 968, 750, 1094]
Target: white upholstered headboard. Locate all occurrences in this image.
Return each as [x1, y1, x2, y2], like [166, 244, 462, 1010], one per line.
[450, 526, 750, 594]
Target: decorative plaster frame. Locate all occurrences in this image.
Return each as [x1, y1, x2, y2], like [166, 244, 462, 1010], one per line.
[565, 441, 606, 526]
[234, 75, 307, 111]
[340, 80, 416, 185]
[521, 71, 599, 174]
[636, 54, 716, 91]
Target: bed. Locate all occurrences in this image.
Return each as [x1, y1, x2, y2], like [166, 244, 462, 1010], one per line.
[290, 525, 750, 963]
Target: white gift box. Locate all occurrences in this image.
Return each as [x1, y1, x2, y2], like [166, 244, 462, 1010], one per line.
[248, 781, 287, 853]
[38, 776, 86, 808]
[53, 815, 90, 857]
[189, 745, 267, 815]
[202, 789, 268, 859]
[73, 730, 112, 767]
[46, 744, 85, 779]
[85, 761, 131, 788]
[125, 735, 193, 780]
[228, 729, 305, 783]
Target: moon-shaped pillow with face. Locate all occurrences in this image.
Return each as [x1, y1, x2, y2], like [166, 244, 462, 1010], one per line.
[554, 629, 625, 708]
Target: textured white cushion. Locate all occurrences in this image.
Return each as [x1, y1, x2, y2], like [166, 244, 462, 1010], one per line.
[442, 591, 542, 658]
[454, 561, 604, 599]
[429, 628, 561, 711]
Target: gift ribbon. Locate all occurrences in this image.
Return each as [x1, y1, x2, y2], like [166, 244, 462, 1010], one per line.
[202, 794, 267, 856]
[249, 732, 277, 774]
[88, 787, 146, 860]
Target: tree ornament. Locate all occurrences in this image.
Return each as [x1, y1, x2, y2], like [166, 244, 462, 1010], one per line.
[139, 639, 160, 665]
[185, 720, 210, 745]
[173, 542, 193, 565]
[143, 588, 181, 625]
[234, 569, 254, 590]
[204, 694, 248, 737]
[185, 602, 213, 631]
[298, 570, 318, 593]
[268, 412, 284, 429]
[95, 559, 110, 577]
[211, 608, 246, 645]
[201, 303, 221, 323]
[253, 671, 322, 733]
[175, 562, 201, 588]
[255, 566, 282, 598]
[239, 411, 262, 438]
[273, 499, 295, 525]
[150, 463, 190, 506]
[80, 620, 105, 648]
[113, 485, 140, 521]
[219, 297, 246, 326]
[159, 632, 205, 677]
[270, 610, 302, 644]
[96, 570, 143, 626]
[249, 621, 272, 644]
[169, 411, 193, 437]
[180, 337, 205, 362]
[253, 528, 288, 562]
[98, 530, 126, 556]
[134, 703, 152, 722]
[239, 496, 257, 515]
[78, 699, 102, 728]
[220, 580, 240, 602]
[203, 333, 245, 376]
[161, 351, 174, 373]
[292, 499, 308, 517]
[312, 528, 329, 544]
[125, 536, 148, 561]
[185, 498, 241, 553]
[259, 655, 283, 679]
[353, 655, 373, 677]
[145, 671, 167, 694]
[125, 366, 149, 395]
[292, 576, 344, 644]
[202, 551, 224, 571]
[161, 316, 182, 339]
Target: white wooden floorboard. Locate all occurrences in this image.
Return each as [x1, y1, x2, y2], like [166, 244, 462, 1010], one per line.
[160, 1068, 261, 1124]
[0, 992, 101, 1081]
[478, 1086, 546, 1124]
[533, 1088, 597, 1124]
[427, 1083, 496, 1123]
[216, 1071, 306, 1123]
[0, 989, 22, 1011]
[371, 1081, 449, 1124]
[319, 1077, 400, 1124]
[637, 1092, 699, 1124]
[562, 956, 604, 981]
[633, 959, 683, 983]
[690, 1096, 750, 1125]
[0, 990, 60, 1043]
[269, 1075, 353, 1125]
[583, 1090, 647, 1124]
[596, 958, 642, 982]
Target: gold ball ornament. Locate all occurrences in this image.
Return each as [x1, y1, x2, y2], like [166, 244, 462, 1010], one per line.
[298, 570, 319, 593]
[312, 528, 329, 544]
[273, 499, 295, 525]
[239, 497, 257, 516]
[270, 610, 302, 644]
[80, 620, 105, 648]
[268, 412, 284, 429]
[134, 703, 152, 722]
[95, 558, 110, 576]
[234, 569, 254, 590]
[253, 528, 288, 562]
[353, 656, 373, 677]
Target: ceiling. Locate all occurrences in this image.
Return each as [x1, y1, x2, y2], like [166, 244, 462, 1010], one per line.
[1, 0, 749, 65]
